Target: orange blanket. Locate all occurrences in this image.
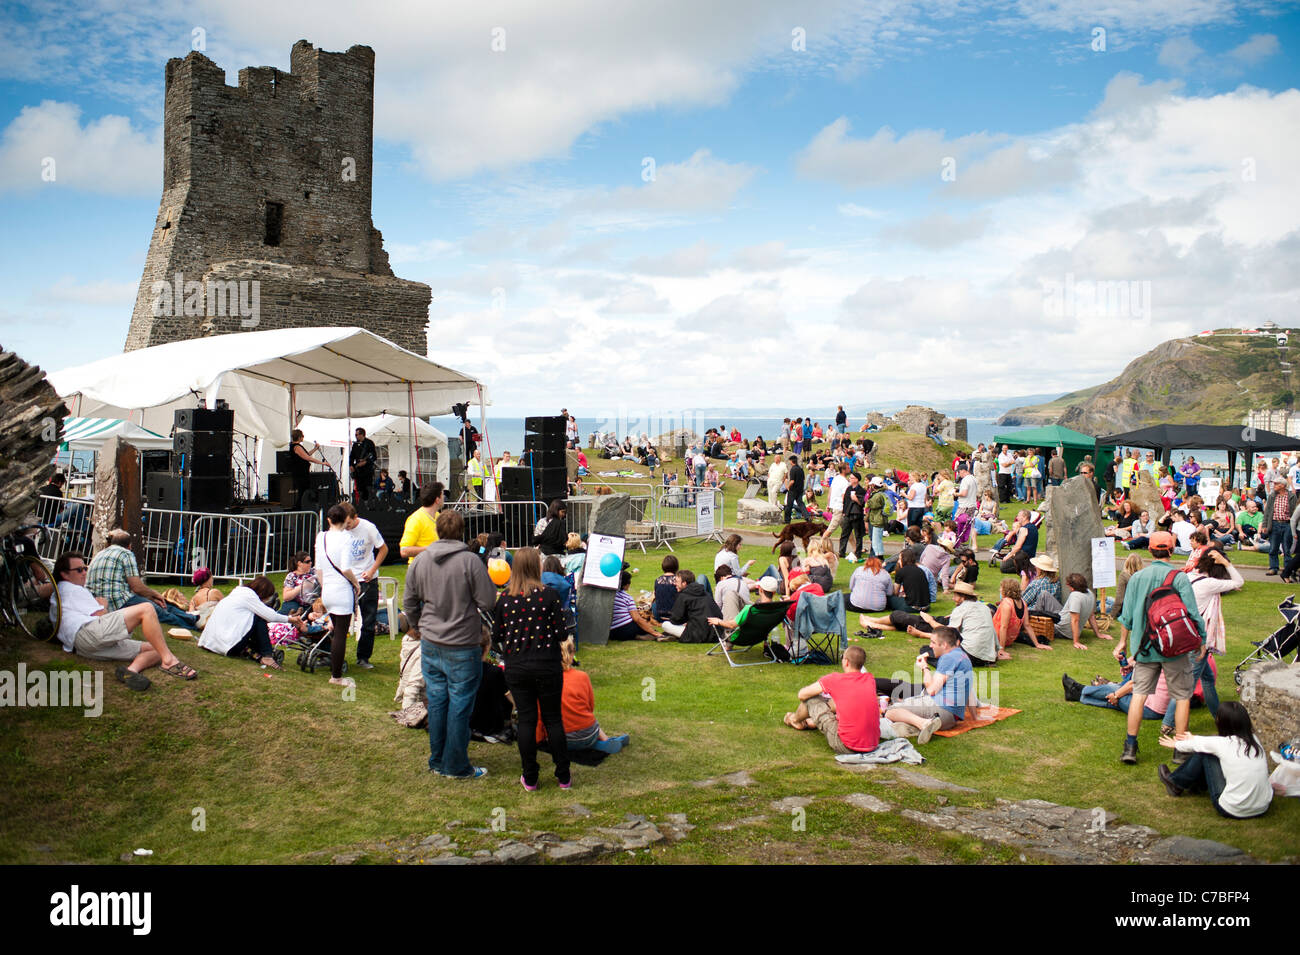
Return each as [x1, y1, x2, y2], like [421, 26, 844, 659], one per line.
[933, 706, 1020, 738]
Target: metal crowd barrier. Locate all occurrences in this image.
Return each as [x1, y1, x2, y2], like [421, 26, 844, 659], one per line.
[566, 483, 658, 553]
[653, 487, 725, 550]
[139, 508, 322, 580]
[32, 493, 95, 560]
[444, 499, 547, 550]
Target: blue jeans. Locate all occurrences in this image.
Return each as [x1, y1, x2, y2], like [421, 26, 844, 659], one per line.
[870, 524, 884, 559]
[422, 642, 484, 778]
[1080, 682, 1162, 719]
[1268, 523, 1293, 571]
[1163, 653, 1217, 731]
[1014, 476, 1025, 499]
[1168, 753, 1239, 818]
[124, 594, 198, 629]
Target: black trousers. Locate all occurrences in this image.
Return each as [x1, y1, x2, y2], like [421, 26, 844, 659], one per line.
[226, 615, 274, 659]
[997, 473, 1012, 504]
[329, 614, 352, 678]
[353, 466, 374, 501]
[504, 661, 570, 786]
[356, 579, 379, 662]
[839, 515, 865, 557]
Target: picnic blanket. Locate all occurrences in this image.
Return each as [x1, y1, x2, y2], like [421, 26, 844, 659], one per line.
[933, 706, 1020, 738]
[835, 737, 925, 766]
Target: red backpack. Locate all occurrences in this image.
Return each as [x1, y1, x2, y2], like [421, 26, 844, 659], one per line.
[1141, 570, 1202, 657]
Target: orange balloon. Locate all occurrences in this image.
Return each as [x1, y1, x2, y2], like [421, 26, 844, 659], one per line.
[488, 558, 511, 586]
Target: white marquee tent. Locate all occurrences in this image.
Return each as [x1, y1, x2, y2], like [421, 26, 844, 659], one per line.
[49, 327, 488, 494]
[296, 413, 451, 487]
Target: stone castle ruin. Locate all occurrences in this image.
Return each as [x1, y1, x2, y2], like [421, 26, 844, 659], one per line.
[124, 40, 430, 353]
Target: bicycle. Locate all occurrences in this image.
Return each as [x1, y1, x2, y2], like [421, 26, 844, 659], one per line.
[0, 529, 60, 642]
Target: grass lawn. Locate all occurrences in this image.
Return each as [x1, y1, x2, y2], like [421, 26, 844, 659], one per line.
[2, 527, 1297, 865]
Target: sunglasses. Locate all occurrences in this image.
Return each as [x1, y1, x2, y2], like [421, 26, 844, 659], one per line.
[68, 565, 88, 573]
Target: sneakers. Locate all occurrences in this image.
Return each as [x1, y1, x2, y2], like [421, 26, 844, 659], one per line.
[892, 722, 919, 738]
[916, 716, 943, 745]
[520, 775, 538, 792]
[355, 660, 375, 670]
[1157, 764, 1184, 797]
[558, 778, 572, 790]
[1120, 739, 1139, 764]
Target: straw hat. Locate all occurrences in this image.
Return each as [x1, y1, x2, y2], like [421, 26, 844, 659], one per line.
[1029, 554, 1058, 574]
[952, 581, 978, 598]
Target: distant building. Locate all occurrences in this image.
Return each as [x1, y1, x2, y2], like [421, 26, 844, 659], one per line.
[1246, 409, 1300, 439]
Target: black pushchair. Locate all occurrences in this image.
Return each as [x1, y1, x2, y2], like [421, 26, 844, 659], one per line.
[1234, 594, 1300, 686]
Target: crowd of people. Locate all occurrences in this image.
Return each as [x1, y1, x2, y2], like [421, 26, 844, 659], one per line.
[29, 413, 1290, 821]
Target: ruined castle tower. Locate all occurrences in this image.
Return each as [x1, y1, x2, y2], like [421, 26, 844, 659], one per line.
[124, 40, 430, 353]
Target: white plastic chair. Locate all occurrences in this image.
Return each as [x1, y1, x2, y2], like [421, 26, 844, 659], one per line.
[378, 576, 400, 639]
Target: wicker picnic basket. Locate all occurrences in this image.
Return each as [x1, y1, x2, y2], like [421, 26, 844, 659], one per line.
[1026, 613, 1056, 641]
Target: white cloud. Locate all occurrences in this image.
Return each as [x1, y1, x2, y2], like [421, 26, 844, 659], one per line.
[569, 150, 757, 218]
[1228, 33, 1280, 66]
[42, 277, 138, 307]
[795, 117, 1002, 188]
[880, 211, 991, 250]
[627, 240, 719, 277]
[730, 241, 806, 271]
[837, 203, 884, 218]
[1157, 36, 1203, 72]
[0, 101, 160, 196]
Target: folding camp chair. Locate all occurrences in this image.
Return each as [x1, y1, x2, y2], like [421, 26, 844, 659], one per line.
[706, 600, 793, 667]
[790, 590, 847, 665]
[1234, 593, 1300, 686]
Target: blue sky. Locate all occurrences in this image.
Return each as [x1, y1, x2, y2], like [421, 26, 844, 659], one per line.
[2, 0, 1298, 415]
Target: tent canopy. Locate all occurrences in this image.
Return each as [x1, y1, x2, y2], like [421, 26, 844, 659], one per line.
[296, 413, 450, 485]
[993, 425, 1112, 477]
[60, 416, 172, 452]
[1095, 423, 1300, 485]
[48, 326, 488, 440]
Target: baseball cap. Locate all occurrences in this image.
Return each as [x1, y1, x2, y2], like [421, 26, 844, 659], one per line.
[869, 476, 884, 486]
[1148, 531, 1176, 552]
[757, 576, 781, 594]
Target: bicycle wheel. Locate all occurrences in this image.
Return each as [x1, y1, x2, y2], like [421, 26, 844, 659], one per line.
[10, 555, 59, 641]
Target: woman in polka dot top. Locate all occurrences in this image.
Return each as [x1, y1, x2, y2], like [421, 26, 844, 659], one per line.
[493, 547, 571, 790]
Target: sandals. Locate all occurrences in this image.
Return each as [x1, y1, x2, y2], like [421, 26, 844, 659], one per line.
[115, 665, 151, 692]
[160, 661, 198, 680]
[259, 656, 283, 671]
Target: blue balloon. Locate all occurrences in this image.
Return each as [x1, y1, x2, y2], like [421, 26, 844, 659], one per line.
[599, 552, 622, 577]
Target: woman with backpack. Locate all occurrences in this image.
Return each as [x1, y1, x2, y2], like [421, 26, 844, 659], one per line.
[1158, 701, 1272, 818]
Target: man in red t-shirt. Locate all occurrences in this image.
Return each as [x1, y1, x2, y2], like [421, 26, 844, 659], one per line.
[783, 645, 881, 754]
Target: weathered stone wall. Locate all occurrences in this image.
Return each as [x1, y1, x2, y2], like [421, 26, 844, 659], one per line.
[124, 40, 429, 353]
[1241, 662, 1300, 756]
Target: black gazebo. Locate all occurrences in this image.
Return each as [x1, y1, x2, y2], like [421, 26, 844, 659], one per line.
[1095, 423, 1300, 487]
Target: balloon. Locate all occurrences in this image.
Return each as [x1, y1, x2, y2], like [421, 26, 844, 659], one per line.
[488, 558, 511, 586]
[599, 552, 622, 577]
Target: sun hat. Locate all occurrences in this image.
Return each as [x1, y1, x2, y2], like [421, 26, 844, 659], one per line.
[1029, 554, 1058, 574]
[952, 581, 978, 597]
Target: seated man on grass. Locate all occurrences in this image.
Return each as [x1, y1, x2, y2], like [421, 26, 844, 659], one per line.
[53, 550, 198, 690]
[1056, 572, 1106, 650]
[881, 627, 972, 743]
[659, 569, 722, 643]
[783, 645, 880, 755]
[87, 529, 198, 630]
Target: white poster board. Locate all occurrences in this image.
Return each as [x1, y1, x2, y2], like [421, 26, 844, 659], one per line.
[696, 495, 716, 536]
[1197, 476, 1221, 504]
[1091, 536, 1116, 588]
[581, 533, 626, 590]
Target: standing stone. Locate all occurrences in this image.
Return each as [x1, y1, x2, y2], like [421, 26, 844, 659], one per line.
[91, 437, 142, 559]
[576, 493, 631, 646]
[0, 348, 66, 538]
[1046, 476, 1105, 589]
[1130, 469, 1166, 520]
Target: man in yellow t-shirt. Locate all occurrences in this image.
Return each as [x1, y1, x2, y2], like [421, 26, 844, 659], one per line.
[400, 483, 444, 562]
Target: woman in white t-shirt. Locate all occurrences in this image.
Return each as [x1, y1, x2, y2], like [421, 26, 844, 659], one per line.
[316, 503, 360, 687]
[1159, 701, 1272, 819]
[905, 480, 928, 528]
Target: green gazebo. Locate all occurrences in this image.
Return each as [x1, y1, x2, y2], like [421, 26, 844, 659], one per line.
[991, 425, 1113, 477]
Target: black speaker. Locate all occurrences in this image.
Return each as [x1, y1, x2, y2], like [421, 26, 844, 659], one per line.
[174, 407, 234, 432]
[521, 447, 565, 469]
[524, 432, 564, 454]
[174, 430, 232, 456]
[140, 449, 171, 476]
[268, 473, 295, 507]
[299, 473, 340, 512]
[145, 473, 231, 512]
[524, 415, 565, 437]
[501, 466, 567, 502]
[175, 452, 232, 479]
[276, 450, 296, 472]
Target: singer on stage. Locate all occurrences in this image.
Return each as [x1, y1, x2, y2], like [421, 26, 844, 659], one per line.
[349, 427, 378, 502]
[290, 428, 328, 510]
